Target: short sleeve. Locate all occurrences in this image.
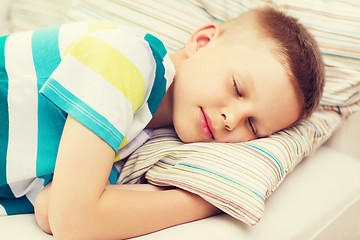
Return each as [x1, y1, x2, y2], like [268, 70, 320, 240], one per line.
[40, 29, 169, 152]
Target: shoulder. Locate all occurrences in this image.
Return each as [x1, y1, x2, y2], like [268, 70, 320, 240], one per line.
[59, 21, 168, 63]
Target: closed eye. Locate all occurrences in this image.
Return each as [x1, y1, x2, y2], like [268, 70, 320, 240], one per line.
[248, 118, 257, 137]
[233, 79, 242, 97]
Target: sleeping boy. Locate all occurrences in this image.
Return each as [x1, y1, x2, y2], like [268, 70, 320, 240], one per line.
[0, 7, 324, 239]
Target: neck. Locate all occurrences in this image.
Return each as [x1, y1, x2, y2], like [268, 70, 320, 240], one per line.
[146, 50, 185, 129]
[146, 83, 174, 129]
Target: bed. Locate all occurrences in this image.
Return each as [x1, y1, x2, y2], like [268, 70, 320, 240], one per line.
[0, 0, 359, 239]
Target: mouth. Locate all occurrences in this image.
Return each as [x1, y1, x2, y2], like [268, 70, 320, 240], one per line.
[199, 107, 215, 140]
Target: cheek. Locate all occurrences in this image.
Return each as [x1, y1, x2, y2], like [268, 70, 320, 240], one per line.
[172, 117, 196, 143]
[171, 103, 192, 141]
[220, 127, 255, 143]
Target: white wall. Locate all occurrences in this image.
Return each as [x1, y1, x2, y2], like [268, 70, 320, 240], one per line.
[326, 111, 360, 159]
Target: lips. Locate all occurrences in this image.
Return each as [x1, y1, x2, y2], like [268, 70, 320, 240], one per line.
[199, 108, 215, 139]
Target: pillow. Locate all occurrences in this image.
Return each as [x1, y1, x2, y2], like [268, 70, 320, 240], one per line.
[118, 109, 342, 225]
[66, 0, 357, 226]
[66, 0, 213, 53]
[8, 0, 72, 33]
[0, 0, 11, 35]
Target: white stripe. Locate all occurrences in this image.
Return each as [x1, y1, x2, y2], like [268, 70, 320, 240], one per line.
[118, 129, 151, 160]
[0, 204, 6, 215]
[25, 178, 45, 205]
[126, 103, 152, 142]
[91, 30, 156, 102]
[163, 53, 175, 89]
[58, 22, 90, 58]
[50, 54, 133, 135]
[6, 31, 38, 197]
[8, 179, 35, 198]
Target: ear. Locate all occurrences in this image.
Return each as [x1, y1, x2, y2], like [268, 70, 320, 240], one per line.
[184, 23, 221, 58]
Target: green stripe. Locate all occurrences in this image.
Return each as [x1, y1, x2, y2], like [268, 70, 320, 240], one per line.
[31, 25, 63, 178]
[0, 195, 34, 215]
[144, 34, 167, 116]
[0, 35, 15, 198]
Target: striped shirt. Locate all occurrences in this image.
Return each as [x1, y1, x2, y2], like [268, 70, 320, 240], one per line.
[0, 21, 175, 215]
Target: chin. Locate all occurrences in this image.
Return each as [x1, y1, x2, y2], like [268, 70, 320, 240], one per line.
[173, 121, 207, 143]
[174, 127, 196, 143]
[176, 131, 209, 143]
[176, 132, 192, 143]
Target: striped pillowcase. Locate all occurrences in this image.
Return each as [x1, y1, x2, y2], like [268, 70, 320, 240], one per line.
[66, 0, 213, 54]
[118, 109, 342, 225]
[8, 0, 72, 33]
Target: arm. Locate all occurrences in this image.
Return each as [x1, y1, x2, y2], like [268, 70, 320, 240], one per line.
[48, 116, 220, 239]
[35, 183, 178, 234]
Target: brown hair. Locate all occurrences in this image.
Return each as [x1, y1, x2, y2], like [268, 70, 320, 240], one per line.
[221, 7, 325, 120]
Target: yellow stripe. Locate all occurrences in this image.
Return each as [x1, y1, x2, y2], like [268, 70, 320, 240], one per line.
[63, 21, 118, 57]
[68, 35, 145, 112]
[87, 21, 118, 33]
[114, 136, 128, 162]
[114, 154, 120, 162]
[118, 136, 127, 150]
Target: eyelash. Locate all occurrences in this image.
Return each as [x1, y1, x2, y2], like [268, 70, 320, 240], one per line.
[248, 118, 256, 136]
[233, 79, 256, 136]
[233, 79, 242, 97]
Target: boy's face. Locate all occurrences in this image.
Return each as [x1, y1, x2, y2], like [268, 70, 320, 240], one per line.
[172, 35, 301, 143]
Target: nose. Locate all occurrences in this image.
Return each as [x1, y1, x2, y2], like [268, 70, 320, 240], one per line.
[221, 105, 248, 131]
